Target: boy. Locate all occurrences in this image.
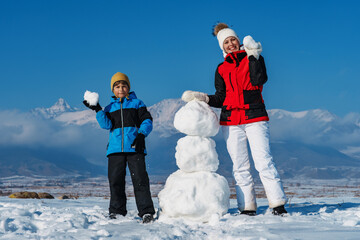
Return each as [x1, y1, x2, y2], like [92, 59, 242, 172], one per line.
[83, 72, 155, 223]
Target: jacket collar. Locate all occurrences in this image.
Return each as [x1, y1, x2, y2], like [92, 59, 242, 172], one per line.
[224, 50, 247, 66]
[111, 91, 137, 103]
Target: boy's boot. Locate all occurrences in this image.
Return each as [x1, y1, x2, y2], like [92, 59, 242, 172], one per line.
[240, 210, 256, 216]
[142, 213, 154, 223]
[272, 205, 287, 216]
[109, 212, 126, 219]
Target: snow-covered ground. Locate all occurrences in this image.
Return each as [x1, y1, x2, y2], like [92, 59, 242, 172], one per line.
[0, 196, 359, 240]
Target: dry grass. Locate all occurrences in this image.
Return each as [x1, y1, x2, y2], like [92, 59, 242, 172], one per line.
[1, 179, 359, 199]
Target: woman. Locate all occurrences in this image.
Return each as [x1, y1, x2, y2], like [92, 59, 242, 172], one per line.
[182, 23, 287, 216]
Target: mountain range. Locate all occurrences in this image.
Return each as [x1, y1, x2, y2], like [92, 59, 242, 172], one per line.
[1, 98, 359, 180]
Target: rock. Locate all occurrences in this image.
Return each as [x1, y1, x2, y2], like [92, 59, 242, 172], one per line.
[58, 194, 79, 200]
[38, 192, 54, 199]
[9, 191, 39, 199]
[58, 195, 69, 200]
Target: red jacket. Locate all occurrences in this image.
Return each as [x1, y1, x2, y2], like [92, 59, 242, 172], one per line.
[208, 50, 269, 125]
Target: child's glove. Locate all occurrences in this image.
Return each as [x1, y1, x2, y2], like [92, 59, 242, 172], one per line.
[131, 133, 146, 154]
[83, 90, 102, 112]
[243, 35, 262, 60]
[181, 90, 209, 103]
[83, 100, 102, 112]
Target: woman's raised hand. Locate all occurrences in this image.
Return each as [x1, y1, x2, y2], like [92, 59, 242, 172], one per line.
[243, 35, 262, 60]
[181, 90, 209, 103]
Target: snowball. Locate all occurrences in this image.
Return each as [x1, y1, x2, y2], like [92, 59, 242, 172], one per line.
[83, 90, 99, 106]
[174, 101, 219, 137]
[158, 170, 230, 222]
[175, 136, 219, 172]
[243, 35, 259, 49]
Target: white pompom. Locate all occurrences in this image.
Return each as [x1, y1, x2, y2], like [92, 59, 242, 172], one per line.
[84, 90, 99, 106]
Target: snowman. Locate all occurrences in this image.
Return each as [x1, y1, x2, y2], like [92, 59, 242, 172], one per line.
[158, 99, 230, 222]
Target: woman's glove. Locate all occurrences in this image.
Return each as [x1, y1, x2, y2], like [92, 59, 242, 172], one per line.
[181, 90, 209, 103]
[243, 35, 262, 60]
[131, 133, 146, 154]
[83, 101, 102, 112]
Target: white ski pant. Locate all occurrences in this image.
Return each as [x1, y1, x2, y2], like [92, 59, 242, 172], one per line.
[222, 121, 287, 211]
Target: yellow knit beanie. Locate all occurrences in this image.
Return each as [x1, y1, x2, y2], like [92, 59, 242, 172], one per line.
[110, 72, 130, 91]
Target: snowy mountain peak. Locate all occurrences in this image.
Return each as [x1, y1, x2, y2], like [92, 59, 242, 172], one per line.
[308, 109, 337, 122]
[268, 109, 308, 119]
[30, 98, 76, 119]
[268, 109, 337, 123]
[148, 98, 185, 137]
[51, 98, 72, 112]
[343, 112, 360, 128]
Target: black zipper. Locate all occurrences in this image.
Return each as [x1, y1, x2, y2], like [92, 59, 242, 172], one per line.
[231, 52, 239, 67]
[229, 72, 235, 92]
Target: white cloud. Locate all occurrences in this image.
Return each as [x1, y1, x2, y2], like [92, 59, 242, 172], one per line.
[0, 104, 359, 168]
[0, 110, 80, 147]
[0, 110, 108, 166]
[268, 109, 360, 149]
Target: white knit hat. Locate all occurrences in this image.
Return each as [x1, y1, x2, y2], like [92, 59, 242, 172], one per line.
[217, 28, 240, 57]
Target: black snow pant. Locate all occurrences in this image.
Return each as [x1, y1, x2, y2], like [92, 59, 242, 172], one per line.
[107, 153, 155, 217]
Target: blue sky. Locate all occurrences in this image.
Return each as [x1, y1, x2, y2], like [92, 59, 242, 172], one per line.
[0, 0, 359, 116]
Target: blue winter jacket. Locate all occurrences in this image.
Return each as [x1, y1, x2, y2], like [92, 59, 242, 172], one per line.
[96, 92, 153, 156]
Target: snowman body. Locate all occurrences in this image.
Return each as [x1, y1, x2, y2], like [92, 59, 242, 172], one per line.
[158, 101, 230, 222]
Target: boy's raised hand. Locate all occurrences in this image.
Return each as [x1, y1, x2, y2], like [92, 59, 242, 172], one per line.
[83, 90, 102, 112]
[83, 100, 102, 112]
[131, 133, 146, 154]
